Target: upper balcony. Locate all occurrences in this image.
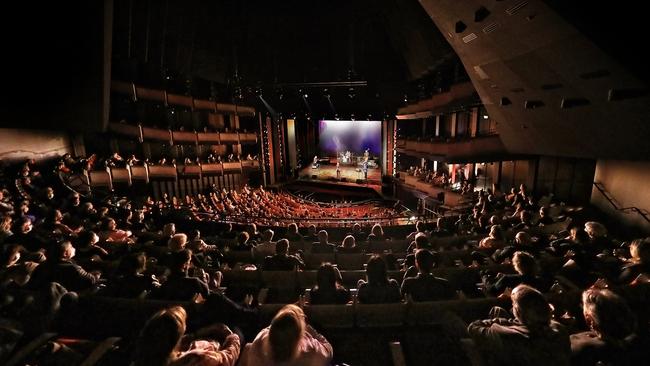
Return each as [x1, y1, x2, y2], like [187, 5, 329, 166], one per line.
[396, 134, 507, 161]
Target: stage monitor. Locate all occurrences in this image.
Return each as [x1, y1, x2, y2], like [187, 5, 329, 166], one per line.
[318, 120, 381, 157]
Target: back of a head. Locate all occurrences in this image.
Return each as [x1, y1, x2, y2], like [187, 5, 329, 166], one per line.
[515, 232, 532, 246]
[288, 223, 298, 234]
[585, 221, 607, 238]
[276, 239, 289, 255]
[366, 255, 388, 285]
[372, 224, 383, 236]
[342, 235, 355, 248]
[162, 223, 176, 237]
[582, 288, 637, 340]
[262, 229, 274, 242]
[318, 230, 328, 242]
[512, 285, 551, 331]
[414, 233, 429, 249]
[238, 231, 250, 245]
[168, 233, 187, 252]
[513, 251, 537, 276]
[415, 249, 435, 273]
[118, 252, 147, 276]
[170, 249, 192, 273]
[490, 225, 503, 240]
[269, 304, 305, 363]
[134, 306, 186, 366]
[316, 263, 338, 290]
[630, 238, 650, 263]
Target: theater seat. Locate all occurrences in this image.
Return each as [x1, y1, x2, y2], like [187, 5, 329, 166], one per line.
[306, 304, 355, 328]
[355, 303, 406, 328]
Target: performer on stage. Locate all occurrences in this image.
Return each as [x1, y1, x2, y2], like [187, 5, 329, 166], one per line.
[312, 155, 319, 169]
[362, 159, 368, 181]
[336, 161, 341, 180]
[363, 148, 370, 161]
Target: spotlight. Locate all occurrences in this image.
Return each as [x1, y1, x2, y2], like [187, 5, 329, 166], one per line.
[303, 94, 309, 98]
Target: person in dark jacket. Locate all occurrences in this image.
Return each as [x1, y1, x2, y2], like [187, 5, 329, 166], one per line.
[468, 284, 571, 366]
[357, 255, 401, 304]
[154, 249, 210, 301]
[309, 263, 351, 305]
[570, 287, 650, 366]
[29, 240, 100, 292]
[311, 230, 336, 253]
[263, 239, 305, 271]
[401, 249, 456, 302]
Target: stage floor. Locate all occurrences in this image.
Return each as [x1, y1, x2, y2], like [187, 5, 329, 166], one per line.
[299, 164, 381, 187]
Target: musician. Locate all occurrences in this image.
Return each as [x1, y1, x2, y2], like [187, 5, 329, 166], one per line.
[336, 162, 341, 180]
[312, 155, 319, 169]
[362, 160, 368, 180]
[363, 148, 370, 160]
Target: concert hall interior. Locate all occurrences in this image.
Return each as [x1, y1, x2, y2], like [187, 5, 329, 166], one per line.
[2, 1, 650, 365]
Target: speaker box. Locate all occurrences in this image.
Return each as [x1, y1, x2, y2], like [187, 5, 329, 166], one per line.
[312, 175, 318, 179]
[341, 178, 347, 182]
[356, 179, 364, 184]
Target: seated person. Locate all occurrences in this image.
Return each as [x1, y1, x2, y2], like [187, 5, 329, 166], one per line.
[538, 206, 555, 225]
[468, 284, 571, 366]
[74, 230, 109, 261]
[284, 223, 304, 243]
[101, 252, 160, 298]
[571, 287, 649, 366]
[401, 249, 456, 302]
[252, 229, 277, 260]
[618, 238, 650, 284]
[366, 224, 386, 243]
[346, 223, 367, 242]
[304, 224, 319, 243]
[263, 239, 305, 271]
[311, 230, 335, 253]
[232, 231, 253, 251]
[309, 263, 351, 305]
[478, 225, 507, 252]
[240, 304, 332, 366]
[134, 306, 240, 366]
[29, 240, 100, 292]
[153, 249, 210, 301]
[337, 235, 361, 253]
[357, 255, 401, 304]
[486, 251, 549, 296]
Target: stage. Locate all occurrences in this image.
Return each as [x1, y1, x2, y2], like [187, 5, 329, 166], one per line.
[299, 164, 382, 187]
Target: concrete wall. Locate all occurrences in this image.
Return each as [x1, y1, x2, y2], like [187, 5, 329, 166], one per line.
[0, 129, 73, 163]
[592, 160, 650, 233]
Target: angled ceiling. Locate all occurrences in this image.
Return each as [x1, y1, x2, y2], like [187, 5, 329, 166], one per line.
[418, 0, 650, 160]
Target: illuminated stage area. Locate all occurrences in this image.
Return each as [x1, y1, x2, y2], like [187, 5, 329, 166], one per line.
[298, 164, 381, 187]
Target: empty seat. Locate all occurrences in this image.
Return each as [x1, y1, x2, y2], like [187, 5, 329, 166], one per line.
[110, 167, 131, 185]
[303, 253, 336, 270]
[306, 304, 355, 328]
[88, 169, 112, 190]
[356, 303, 406, 327]
[336, 254, 370, 270]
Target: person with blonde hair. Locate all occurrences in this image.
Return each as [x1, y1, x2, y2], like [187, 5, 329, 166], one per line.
[241, 304, 332, 365]
[134, 306, 240, 366]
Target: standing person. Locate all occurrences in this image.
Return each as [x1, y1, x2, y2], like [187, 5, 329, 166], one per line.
[336, 162, 341, 180]
[362, 160, 368, 181]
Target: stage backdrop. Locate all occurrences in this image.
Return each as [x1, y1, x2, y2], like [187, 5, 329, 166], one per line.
[318, 120, 382, 157]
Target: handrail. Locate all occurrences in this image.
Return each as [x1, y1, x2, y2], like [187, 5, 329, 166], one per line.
[198, 212, 415, 227]
[111, 80, 256, 116]
[593, 182, 650, 224]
